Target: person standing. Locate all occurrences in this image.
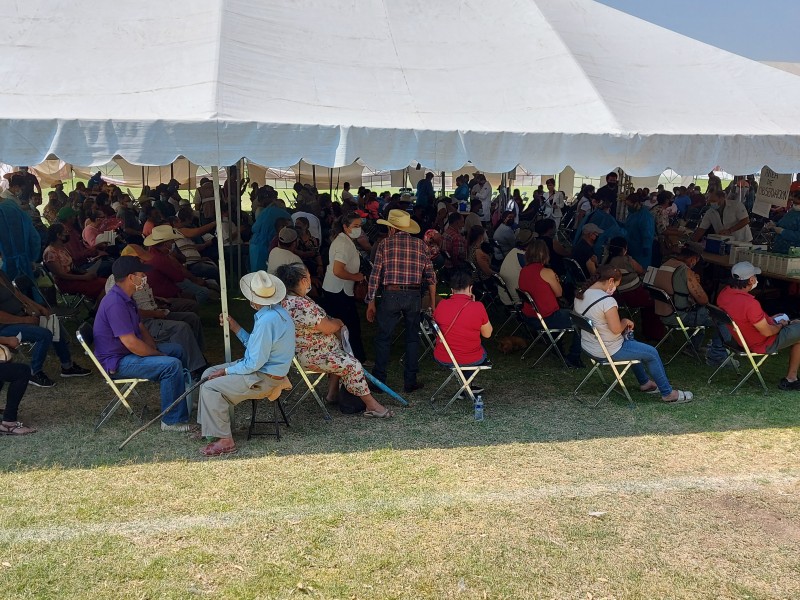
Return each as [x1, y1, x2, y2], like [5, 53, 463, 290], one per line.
[0, 174, 41, 282]
[542, 178, 566, 230]
[366, 210, 436, 393]
[322, 213, 368, 362]
[470, 174, 492, 229]
[415, 172, 436, 210]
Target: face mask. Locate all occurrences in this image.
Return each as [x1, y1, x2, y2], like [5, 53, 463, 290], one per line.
[134, 275, 147, 292]
[750, 279, 758, 291]
[606, 285, 617, 295]
[348, 227, 361, 239]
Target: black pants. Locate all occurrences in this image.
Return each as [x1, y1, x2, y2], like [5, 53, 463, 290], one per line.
[373, 290, 421, 387]
[322, 290, 366, 362]
[0, 362, 31, 422]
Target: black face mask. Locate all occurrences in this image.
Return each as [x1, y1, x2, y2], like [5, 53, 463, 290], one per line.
[61, 235, 71, 243]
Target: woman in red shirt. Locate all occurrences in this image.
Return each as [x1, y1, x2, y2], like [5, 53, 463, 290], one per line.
[518, 240, 583, 368]
[433, 267, 492, 367]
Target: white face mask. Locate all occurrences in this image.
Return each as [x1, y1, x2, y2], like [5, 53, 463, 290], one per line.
[606, 285, 617, 295]
[134, 275, 147, 292]
[348, 227, 362, 239]
[750, 279, 758, 291]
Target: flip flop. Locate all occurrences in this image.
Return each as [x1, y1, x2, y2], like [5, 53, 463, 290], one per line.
[663, 390, 693, 404]
[363, 408, 394, 418]
[0, 421, 37, 435]
[200, 441, 238, 456]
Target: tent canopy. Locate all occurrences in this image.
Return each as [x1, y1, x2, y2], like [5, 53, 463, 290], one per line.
[1, 0, 799, 175]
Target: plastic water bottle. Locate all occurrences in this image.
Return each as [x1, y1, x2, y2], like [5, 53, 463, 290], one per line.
[474, 395, 484, 422]
[625, 328, 635, 341]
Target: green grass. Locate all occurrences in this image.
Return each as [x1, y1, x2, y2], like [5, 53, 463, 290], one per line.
[1, 295, 799, 598]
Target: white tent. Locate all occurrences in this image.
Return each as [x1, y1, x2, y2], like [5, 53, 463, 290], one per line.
[1, 0, 800, 175]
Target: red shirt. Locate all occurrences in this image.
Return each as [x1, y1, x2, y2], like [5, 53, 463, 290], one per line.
[717, 286, 775, 354]
[146, 251, 185, 298]
[518, 263, 560, 319]
[433, 294, 488, 364]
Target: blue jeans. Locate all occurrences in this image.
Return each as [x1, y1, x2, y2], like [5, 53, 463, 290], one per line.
[435, 350, 488, 368]
[177, 279, 215, 305]
[0, 323, 72, 374]
[611, 338, 672, 396]
[115, 342, 188, 424]
[373, 290, 421, 388]
[525, 309, 582, 361]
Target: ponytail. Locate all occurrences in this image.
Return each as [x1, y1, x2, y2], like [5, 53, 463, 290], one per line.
[575, 265, 622, 300]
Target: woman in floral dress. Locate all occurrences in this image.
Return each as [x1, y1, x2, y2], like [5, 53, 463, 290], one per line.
[276, 262, 393, 418]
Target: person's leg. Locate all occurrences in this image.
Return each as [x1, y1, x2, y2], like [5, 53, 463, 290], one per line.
[401, 291, 422, 389]
[612, 339, 673, 397]
[0, 324, 50, 376]
[326, 374, 340, 402]
[1, 363, 32, 424]
[340, 294, 367, 362]
[188, 261, 220, 282]
[166, 311, 205, 350]
[767, 323, 800, 383]
[687, 307, 728, 364]
[372, 292, 402, 383]
[146, 320, 205, 372]
[167, 298, 200, 313]
[115, 353, 188, 424]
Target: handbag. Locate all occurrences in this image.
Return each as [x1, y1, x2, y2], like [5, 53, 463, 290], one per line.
[38, 314, 61, 343]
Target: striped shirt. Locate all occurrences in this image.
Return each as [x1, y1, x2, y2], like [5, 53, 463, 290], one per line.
[366, 231, 436, 302]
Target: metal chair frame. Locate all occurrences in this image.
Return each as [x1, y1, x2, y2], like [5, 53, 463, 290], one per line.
[643, 283, 705, 365]
[517, 289, 571, 368]
[280, 357, 333, 421]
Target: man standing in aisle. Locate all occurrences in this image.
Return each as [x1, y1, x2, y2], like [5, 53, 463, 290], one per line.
[470, 174, 492, 229]
[366, 210, 436, 393]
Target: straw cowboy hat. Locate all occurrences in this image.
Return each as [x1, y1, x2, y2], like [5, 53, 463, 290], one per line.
[144, 225, 184, 246]
[239, 271, 286, 306]
[377, 209, 421, 234]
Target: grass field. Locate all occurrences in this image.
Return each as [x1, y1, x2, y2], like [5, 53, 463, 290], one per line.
[1, 295, 799, 599]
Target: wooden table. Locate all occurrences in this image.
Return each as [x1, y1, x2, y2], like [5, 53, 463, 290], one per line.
[702, 252, 800, 283]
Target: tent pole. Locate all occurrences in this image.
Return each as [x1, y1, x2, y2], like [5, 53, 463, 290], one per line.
[441, 171, 445, 197]
[236, 160, 242, 280]
[312, 164, 317, 189]
[212, 166, 232, 362]
[141, 166, 145, 189]
[329, 168, 333, 196]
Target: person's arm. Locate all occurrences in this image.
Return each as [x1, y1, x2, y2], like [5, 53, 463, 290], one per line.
[315, 316, 344, 334]
[585, 255, 598, 276]
[118, 331, 161, 357]
[686, 270, 709, 305]
[45, 258, 94, 281]
[753, 317, 783, 338]
[332, 260, 364, 282]
[225, 316, 273, 375]
[553, 238, 570, 257]
[540, 267, 563, 298]
[0, 309, 38, 325]
[603, 305, 633, 336]
[628, 257, 645, 276]
[138, 322, 158, 350]
[690, 227, 708, 243]
[475, 249, 494, 276]
[139, 308, 169, 319]
[720, 217, 750, 236]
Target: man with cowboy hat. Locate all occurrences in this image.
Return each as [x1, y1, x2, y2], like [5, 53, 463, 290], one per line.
[196, 271, 295, 456]
[93, 256, 193, 432]
[366, 209, 436, 393]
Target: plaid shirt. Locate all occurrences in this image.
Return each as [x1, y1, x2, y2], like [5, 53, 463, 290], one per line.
[367, 231, 436, 302]
[442, 225, 467, 266]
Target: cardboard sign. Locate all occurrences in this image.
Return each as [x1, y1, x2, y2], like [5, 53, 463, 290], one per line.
[752, 166, 791, 217]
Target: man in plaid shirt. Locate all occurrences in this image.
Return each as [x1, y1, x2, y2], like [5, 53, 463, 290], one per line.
[442, 212, 467, 267]
[366, 210, 436, 393]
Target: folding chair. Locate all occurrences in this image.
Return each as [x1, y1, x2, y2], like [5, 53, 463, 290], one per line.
[643, 284, 705, 365]
[280, 357, 333, 421]
[76, 322, 151, 431]
[248, 396, 290, 440]
[516, 289, 571, 368]
[39, 264, 92, 313]
[492, 274, 524, 337]
[13, 273, 79, 342]
[569, 311, 641, 407]
[423, 313, 492, 411]
[706, 304, 778, 394]
[562, 257, 587, 286]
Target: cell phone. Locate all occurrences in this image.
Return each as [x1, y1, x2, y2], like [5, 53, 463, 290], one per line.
[775, 314, 789, 324]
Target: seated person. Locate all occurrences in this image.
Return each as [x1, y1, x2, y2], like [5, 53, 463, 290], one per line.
[57, 207, 113, 277]
[498, 227, 534, 306]
[0, 342, 36, 435]
[651, 247, 729, 366]
[294, 216, 323, 280]
[467, 226, 496, 285]
[93, 257, 193, 432]
[267, 227, 303, 275]
[172, 206, 219, 281]
[143, 226, 220, 305]
[277, 262, 393, 418]
[104, 274, 206, 376]
[765, 191, 800, 254]
[691, 189, 752, 243]
[493, 211, 517, 258]
[534, 218, 567, 277]
[197, 272, 295, 456]
[574, 265, 694, 403]
[718, 261, 800, 390]
[571, 223, 602, 277]
[442, 213, 467, 267]
[43, 224, 108, 305]
[518, 240, 583, 368]
[141, 206, 165, 238]
[423, 229, 444, 270]
[432, 267, 491, 372]
[82, 195, 123, 248]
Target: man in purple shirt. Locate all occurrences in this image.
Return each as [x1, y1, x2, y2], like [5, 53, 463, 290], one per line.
[93, 256, 192, 431]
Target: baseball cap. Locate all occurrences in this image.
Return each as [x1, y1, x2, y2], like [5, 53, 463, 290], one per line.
[583, 223, 604, 235]
[112, 256, 151, 280]
[515, 227, 535, 245]
[731, 261, 761, 280]
[278, 227, 298, 244]
[57, 206, 79, 221]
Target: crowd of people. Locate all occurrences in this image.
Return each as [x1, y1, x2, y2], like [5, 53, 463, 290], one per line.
[3, 166, 800, 454]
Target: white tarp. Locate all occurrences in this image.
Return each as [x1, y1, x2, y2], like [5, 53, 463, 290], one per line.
[1, 0, 800, 175]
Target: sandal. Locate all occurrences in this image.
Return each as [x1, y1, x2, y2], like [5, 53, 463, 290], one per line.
[200, 440, 238, 456]
[0, 421, 37, 435]
[639, 382, 660, 394]
[663, 390, 693, 404]
[363, 408, 394, 418]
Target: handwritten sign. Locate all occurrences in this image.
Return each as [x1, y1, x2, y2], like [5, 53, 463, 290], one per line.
[752, 166, 791, 217]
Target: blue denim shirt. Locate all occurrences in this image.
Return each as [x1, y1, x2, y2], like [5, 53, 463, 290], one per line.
[226, 304, 295, 376]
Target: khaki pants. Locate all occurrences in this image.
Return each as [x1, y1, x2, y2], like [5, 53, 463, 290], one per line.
[198, 362, 292, 438]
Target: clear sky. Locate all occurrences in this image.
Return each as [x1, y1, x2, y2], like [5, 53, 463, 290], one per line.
[597, 0, 800, 62]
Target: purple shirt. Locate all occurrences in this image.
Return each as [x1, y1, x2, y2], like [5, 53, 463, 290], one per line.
[93, 284, 142, 372]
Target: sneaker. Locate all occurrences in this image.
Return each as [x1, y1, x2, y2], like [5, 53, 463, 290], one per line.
[403, 382, 425, 393]
[778, 378, 800, 391]
[61, 364, 91, 378]
[29, 372, 55, 388]
[161, 421, 199, 432]
[706, 357, 740, 370]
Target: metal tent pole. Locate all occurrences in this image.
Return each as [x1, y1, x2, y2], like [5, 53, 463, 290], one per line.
[212, 166, 232, 362]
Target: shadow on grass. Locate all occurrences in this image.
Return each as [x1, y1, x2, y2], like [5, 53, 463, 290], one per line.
[2, 296, 799, 472]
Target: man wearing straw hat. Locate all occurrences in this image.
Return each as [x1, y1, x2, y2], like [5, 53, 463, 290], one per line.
[196, 271, 295, 456]
[366, 209, 436, 393]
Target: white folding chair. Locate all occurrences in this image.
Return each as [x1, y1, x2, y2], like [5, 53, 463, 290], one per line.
[644, 283, 705, 364]
[76, 322, 151, 431]
[706, 304, 778, 394]
[280, 357, 333, 421]
[423, 313, 492, 411]
[517, 289, 571, 368]
[569, 311, 641, 407]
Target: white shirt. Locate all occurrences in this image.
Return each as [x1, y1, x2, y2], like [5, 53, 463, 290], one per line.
[698, 199, 752, 242]
[267, 247, 303, 275]
[472, 182, 492, 220]
[572, 288, 621, 357]
[498, 249, 525, 305]
[292, 211, 321, 242]
[322, 232, 360, 296]
[493, 223, 516, 257]
[544, 191, 566, 219]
